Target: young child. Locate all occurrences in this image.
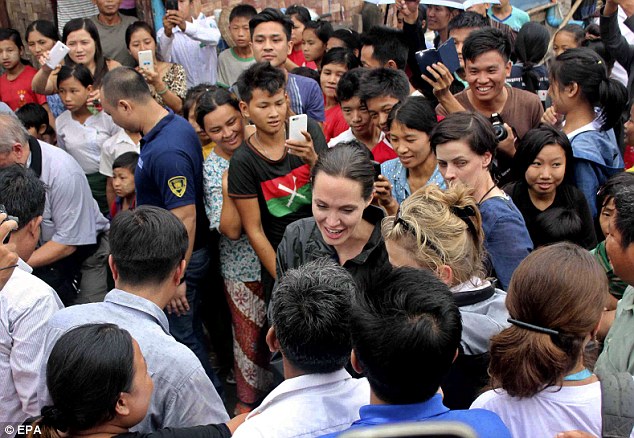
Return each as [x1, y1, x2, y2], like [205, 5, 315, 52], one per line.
[328, 68, 396, 163]
[157, 0, 221, 88]
[110, 151, 139, 218]
[285, 5, 317, 70]
[56, 64, 122, 213]
[15, 102, 56, 144]
[216, 4, 257, 88]
[302, 20, 333, 69]
[0, 28, 48, 111]
[184, 83, 216, 159]
[100, 127, 140, 209]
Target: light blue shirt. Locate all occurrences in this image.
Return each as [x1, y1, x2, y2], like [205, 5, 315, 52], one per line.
[39, 289, 229, 432]
[380, 158, 446, 205]
[488, 6, 530, 31]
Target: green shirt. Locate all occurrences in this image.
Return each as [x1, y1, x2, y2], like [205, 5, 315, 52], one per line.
[596, 285, 634, 376]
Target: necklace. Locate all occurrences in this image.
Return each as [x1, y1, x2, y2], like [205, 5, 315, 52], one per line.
[563, 368, 593, 381]
[252, 133, 274, 160]
[478, 184, 497, 205]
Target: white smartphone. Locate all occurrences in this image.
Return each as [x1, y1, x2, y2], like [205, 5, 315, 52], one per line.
[138, 50, 154, 72]
[288, 114, 307, 141]
[46, 41, 70, 69]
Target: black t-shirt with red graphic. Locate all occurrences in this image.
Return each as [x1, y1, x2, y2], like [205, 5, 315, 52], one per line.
[228, 118, 327, 250]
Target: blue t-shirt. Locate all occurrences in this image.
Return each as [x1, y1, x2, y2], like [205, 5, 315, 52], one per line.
[488, 6, 530, 32]
[479, 194, 533, 290]
[287, 73, 325, 122]
[322, 394, 511, 437]
[136, 112, 209, 248]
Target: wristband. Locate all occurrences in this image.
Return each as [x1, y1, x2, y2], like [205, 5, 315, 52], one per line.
[157, 86, 169, 96]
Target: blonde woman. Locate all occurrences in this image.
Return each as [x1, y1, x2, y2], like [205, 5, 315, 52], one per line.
[382, 183, 509, 409]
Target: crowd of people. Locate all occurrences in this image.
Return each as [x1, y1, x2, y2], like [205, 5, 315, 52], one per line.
[2, 0, 634, 436]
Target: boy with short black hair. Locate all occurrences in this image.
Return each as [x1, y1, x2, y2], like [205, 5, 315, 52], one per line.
[358, 68, 410, 135]
[15, 103, 55, 144]
[110, 151, 138, 218]
[228, 62, 327, 295]
[217, 4, 257, 88]
[329, 68, 396, 163]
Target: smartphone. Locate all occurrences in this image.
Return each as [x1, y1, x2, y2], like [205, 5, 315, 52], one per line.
[138, 50, 154, 72]
[0, 204, 18, 244]
[288, 114, 307, 141]
[46, 41, 70, 70]
[372, 160, 382, 181]
[165, 0, 179, 11]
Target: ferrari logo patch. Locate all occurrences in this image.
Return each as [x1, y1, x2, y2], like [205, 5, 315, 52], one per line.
[168, 176, 187, 198]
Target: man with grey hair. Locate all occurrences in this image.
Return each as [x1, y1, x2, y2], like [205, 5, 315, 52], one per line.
[233, 258, 370, 438]
[0, 113, 110, 305]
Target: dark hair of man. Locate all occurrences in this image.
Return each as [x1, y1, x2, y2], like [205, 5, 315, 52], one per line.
[336, 67, 368, 103]
[513, 22, 549, 95]
[311, 141, 375, 200]
[230, 4, 257, 23]
[183, 83, 215, 121]
[321, 48, 361, 73]
[351, 267, 462, 404]
[513, 124, 575, 184]
[0, 164, 45, 230]
[57, 63, 94, 89]
[25, 20, 59, 44]
[43, 323, 134, 434]
[462, 27, 512, 64]
[285, 5, 311, 25]
[614, 187, 634, 250]
[387, 96, 437, 136]
[360, 26, 408, 70]
[109, 205, 188, 286]
[597, 172, 634, 216]
[330, 28, 362, 53]
[235, 61, 286, 104]
[304, 20, 334, 45]
[62, 19, 108, 86]
[112, 151, 139, 174]
[290, 66, 320, 83]
[533, 207, 584, 247]
[269, 258, 357, 374]
[250, 8, 293, 42]
[102, 66, 152, 106]
[430, 111, 497, 157]
[550, 48, 627, 132]
[124, 21, 157, 50]
[447, 11, 489, 33]
[15, 103, 49, 131]
[358, 68, 410, 104]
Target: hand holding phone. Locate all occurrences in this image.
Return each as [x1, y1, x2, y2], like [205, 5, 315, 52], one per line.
[288, 114, 307, 141]
[165, 0, 178, 10]
[45, 41, 70, 70]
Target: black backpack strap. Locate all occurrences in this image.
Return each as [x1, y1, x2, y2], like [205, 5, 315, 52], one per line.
[600, 372, 634, 438]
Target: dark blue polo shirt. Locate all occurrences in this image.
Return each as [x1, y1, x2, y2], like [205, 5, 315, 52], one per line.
[136, 112, 209, 249]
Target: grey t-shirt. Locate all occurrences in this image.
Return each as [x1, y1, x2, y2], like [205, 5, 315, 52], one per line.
[216, 48, 255, 88]
[90, 14, 138, 67]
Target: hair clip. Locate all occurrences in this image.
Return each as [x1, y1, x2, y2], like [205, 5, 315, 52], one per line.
[450, 205, 478, 241]
[508, 318, 560, 336]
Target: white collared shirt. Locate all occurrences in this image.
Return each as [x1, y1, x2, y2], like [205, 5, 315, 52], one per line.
[233, 369, 370, 438]
[99, 130, 140, 177]
[0, 261, 63, 431]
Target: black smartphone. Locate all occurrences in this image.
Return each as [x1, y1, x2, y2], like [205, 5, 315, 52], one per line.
[372, 160, 382, 181]
[165, 0, 179, 11]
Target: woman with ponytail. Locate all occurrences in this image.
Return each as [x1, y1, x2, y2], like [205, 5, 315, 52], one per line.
[471, 242, 613, 437]
[543, 48, 626, 217]
[28, 323, 243, 438]
[507, 22, 550, 106]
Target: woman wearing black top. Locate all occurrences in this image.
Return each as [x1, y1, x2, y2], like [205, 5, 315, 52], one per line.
[504, 125, 597, 249]
[26, 324, 243, 438]
[276, 141, 389, 286]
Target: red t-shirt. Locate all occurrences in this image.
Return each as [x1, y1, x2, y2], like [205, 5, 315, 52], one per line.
[372, 139, 398, 163]
[0, 65, 47, 111]
[288, 49, 317, 70]
[323, 105, 349, 143]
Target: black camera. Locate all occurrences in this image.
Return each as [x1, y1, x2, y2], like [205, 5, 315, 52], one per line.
[490, 113, 508, 143]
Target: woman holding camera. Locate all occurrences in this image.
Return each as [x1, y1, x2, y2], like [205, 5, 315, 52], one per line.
[431, 112, 532, 290]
